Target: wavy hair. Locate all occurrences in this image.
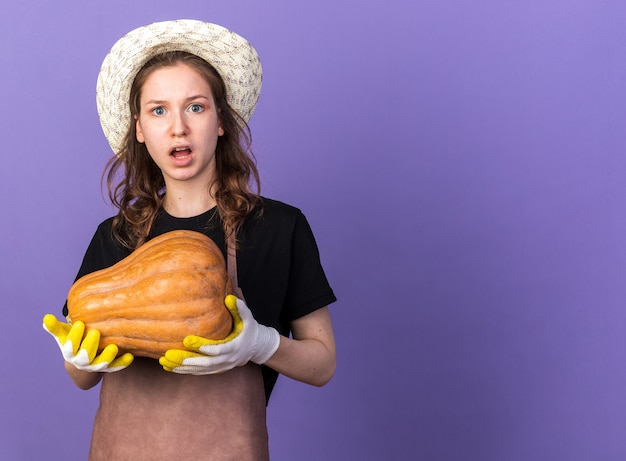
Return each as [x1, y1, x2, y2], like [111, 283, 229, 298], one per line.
[104, 51, 261, 249]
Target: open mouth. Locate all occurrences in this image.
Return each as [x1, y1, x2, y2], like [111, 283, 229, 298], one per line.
[171, 147, 191, 158]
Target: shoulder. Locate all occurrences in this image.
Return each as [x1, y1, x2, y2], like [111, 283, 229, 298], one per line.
[94, 216, 116, 235]
[74, 216, 129, 279]
[245, 197, 308, 237]
[89, 216, 126, 249]
[256, 197, 302, 219]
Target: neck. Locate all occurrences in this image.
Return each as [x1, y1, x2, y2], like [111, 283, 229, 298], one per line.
[163, 183, 217, 218]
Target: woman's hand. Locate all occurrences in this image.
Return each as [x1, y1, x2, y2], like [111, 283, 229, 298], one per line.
[159, 295, 337, 388]
[43, 314, 134, 373]
[159, 295, 280, 374]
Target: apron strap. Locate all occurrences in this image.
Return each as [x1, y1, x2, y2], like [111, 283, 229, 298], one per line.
[226, 232, 246, 302]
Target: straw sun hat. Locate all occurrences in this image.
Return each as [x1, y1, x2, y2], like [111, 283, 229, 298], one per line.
[96, 19, 262, 157]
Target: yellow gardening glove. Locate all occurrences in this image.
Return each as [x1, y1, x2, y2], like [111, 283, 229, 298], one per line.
[159, 295, 280, 374]
[43, 314, 134, 372]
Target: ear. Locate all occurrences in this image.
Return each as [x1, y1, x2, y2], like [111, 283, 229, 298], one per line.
[217, 109, 224, 137]
[135, 116, 145, 143]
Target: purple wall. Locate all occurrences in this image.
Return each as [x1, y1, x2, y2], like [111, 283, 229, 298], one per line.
[3, 0, 626, 459]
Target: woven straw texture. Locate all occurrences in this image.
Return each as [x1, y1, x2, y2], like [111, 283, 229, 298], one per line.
[96, 20, 262, 156]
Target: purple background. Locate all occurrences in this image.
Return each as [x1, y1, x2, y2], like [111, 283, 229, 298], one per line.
[2, 0, 626, 459]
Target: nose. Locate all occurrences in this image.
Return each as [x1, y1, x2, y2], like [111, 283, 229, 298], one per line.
[171, 110, 188, 137]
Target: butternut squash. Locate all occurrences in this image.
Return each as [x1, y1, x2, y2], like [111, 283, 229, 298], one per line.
[66, 230, 233, 359]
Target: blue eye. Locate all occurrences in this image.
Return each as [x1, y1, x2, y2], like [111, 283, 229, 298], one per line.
[189, 104, 203, 113]
[152, 107, 165, 116]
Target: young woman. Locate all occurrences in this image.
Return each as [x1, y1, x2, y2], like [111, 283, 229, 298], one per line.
[43, 20, 336, 460]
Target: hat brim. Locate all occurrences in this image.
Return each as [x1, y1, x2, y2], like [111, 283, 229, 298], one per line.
[96, 19, 262, 156]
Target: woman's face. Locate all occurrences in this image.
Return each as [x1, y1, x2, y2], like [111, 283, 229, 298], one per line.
[135, 62, 224, 187]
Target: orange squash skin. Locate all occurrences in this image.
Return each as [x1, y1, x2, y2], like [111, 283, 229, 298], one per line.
[66, 230, 233, 359]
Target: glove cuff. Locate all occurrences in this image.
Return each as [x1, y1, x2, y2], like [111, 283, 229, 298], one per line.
[252, 326, 280, 365]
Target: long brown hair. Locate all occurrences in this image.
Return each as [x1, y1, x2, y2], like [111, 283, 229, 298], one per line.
[104, 51, 261, 249]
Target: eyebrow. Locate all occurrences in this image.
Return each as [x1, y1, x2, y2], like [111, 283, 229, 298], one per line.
[144, 95, 212, 105]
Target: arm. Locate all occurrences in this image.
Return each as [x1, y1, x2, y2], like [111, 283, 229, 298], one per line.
[264, 307, 336, 387]
[64, 361, 103, 390]
[159, 296, 336, 385]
